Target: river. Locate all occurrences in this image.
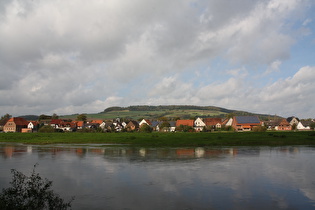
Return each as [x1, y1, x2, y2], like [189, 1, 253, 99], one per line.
[0, 143, 314, 209]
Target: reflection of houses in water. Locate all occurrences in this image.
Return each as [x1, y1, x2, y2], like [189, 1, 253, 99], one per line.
[1, 146, 28, 158]
[139, 148, 146, 157]
[176, 149, 195, 158]
[204, 148, 238, 157]
[4, 146, 14, 158]
[75, 148, 88, 157]
[89, 148, 105, 155]
[175, 148, 239, 158]
[27, 146, 32, 154]
[279, 147, 299, 154]
[195, 147, 205, 158]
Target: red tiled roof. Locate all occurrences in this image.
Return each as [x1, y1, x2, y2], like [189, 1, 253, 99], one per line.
[8, 117, 29, 126]
[74, 121, 84, 127]
[51, 119, 63, 124]
[143, 119, 152, 125]
[204, 118, 222, 126]
[176, 120, 194, 127]
[91, 120, 103, 124]
[29, 121, 39, 126]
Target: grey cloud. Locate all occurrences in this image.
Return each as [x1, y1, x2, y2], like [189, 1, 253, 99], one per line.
[0, 0, 313, 116]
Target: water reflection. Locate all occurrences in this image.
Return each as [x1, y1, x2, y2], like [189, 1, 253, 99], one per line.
[0, 143, 314, 210]
[1, 144, 250, 159]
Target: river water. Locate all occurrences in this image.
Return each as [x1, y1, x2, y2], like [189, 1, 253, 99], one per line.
[0, 143, 314, 210]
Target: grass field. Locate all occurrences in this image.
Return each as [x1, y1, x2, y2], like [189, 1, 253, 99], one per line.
[0, 131, 315, 147]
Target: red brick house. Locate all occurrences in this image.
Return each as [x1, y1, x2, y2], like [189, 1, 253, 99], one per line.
[126, 120, 139, 131]
[232, 116, 261, 131]
[204, 118, 223, 129]
[277, 119, 292, 131]
[3, 117, 29, 133]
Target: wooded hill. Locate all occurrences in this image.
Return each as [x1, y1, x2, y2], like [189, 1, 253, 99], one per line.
[61, 105, 280, 121]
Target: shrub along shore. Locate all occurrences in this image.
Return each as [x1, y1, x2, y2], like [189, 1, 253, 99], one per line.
[0, 131, 315, 147]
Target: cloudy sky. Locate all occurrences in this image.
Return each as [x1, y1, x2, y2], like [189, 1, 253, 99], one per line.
[1, 0, 314, 118]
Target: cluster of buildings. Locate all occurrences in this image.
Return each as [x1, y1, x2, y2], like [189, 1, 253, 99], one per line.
[0, 115, 314, 133]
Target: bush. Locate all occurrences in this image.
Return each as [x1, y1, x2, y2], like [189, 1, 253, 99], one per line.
[0, 164, 74, 210]
[38, 125, 55, 133]
[252, 126, 267, 132]
[139, 124, 153, 133]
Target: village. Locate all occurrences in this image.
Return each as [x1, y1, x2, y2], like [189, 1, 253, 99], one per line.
[1, 114, 314, 133]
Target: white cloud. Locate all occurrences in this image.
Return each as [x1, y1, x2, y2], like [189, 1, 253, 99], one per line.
[265, 60, 282, 75]
[0, 0, 314, 117]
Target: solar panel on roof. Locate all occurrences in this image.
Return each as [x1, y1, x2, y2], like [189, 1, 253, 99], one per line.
[235, 116, 260, 124]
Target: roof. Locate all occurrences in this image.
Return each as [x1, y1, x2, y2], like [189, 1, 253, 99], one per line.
[234, 116, 260, 124]
[127, 120, 139, 127]
[176, 120, 194, 127]
[7, 117, 29, 126]
[91, 120, 104, 124]
[50, 119, 63, 124]
[74, 121, 84, 127]
[29, 121, 39, 126]
[204, 118, 222, 126]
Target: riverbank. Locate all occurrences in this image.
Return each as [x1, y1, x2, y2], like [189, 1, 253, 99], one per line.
[0, 131, 315, 146]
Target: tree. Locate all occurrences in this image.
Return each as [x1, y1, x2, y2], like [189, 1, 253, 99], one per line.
[0, 165, 73, 210]
[52, 113, 59, 119]
[158, 117, 168, 122]
[0, 114, 11, 121]
[139, 124, 153, 133]
[310, 122, 315, 130]
[159, 121, 170, 130]
[38, 125, 55, 133]
[38, 114, 52, 121]
[226, 113, 235, 119]
[76, 114, 87, 122]
[291, 123, 297, 131]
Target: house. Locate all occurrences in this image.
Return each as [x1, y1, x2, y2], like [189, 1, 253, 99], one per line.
[150, 121, 160, 131]
[84, 122, 100, 129]
[28, 121, 39, 132]
[297, 120, 311, 130]
[223, 118, 233, 127]
[91, 120, 104, 125]
[112, 121, 123, 132]
[50, 119, 64, 129]
[176, 120, 194, 127]
[276, 119, 292, 131]
[74, 121, 84, 130]
[139, 119, 152, 127]
[286, 117, 299, 126]
[126, 120, 139, 131]
[204, 118, 222, 130]
[232, 116, 261, 131]
[169, 121, 176, 132]
[3, 117, 29, 133]
[176, 120, 194, 132]
[61, 121, 77, 131]
[194, 117, 206, 132]
[158, 121, 176, 132]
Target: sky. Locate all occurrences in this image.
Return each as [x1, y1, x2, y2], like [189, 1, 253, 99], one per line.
[0, 0, 315, 118]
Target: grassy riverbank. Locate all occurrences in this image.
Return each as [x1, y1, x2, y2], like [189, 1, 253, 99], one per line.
[0, 131, 315, 147]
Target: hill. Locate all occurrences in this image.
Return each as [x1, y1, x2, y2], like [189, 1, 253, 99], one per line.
[61, 105, 280, 121]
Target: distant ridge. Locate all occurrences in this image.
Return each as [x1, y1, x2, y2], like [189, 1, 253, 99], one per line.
[94, 105, 281, 121]
[102, 105, 237, 113]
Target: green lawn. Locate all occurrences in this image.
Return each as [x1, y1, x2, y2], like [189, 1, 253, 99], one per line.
[0, 131, 314, 147]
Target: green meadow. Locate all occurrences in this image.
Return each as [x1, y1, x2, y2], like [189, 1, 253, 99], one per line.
[0, 131, 314, 147]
